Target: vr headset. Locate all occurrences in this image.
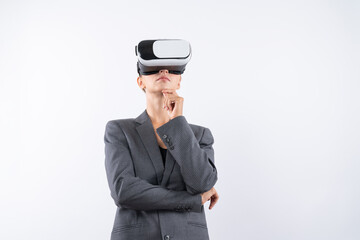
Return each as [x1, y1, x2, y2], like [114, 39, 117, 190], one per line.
[135, 39, 192, 75]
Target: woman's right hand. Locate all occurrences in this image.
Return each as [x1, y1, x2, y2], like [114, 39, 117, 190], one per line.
[200, 187, 219, 210]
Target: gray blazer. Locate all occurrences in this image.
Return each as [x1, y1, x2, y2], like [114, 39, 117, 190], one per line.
[104, 109, 218, 240]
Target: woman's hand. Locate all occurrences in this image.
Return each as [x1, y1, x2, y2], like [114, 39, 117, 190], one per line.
[200, 187, 219, 210]
[162, 88, 184, 119]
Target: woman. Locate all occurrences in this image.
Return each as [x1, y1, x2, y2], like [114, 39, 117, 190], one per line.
[104, 40, 219, 240]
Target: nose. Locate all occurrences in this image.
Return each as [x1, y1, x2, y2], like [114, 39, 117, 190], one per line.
[159, 69, 169, 74]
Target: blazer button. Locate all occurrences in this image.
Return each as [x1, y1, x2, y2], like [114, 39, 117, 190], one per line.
[170, 146, 174, 150]
[166, 138, 170, 142]
[164, 235, 170, 240]
[163, 135, 167, 139]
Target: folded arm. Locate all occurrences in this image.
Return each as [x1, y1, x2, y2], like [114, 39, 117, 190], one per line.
[104, 120, 203, 213]
[156, 116, 218, 195]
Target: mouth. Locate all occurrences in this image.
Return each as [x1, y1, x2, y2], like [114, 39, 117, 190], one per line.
[157, 77, 170, 82]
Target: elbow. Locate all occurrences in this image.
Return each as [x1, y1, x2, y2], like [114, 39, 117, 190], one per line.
[110, 180, 129, 208]
[198, 157, 218, 192]
[110, 191, 123, 208]
[201, 171, 218, 192]
[114, 200, 121, 208]
[186, 171, 218, 195]
[112, 192, 131, 209]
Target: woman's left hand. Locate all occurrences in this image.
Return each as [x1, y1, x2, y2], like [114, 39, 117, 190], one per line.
[162, 89, 184, 120]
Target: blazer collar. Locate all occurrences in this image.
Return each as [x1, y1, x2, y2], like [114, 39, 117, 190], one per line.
[135, 109, 176, 187]
[135, 108, 150, 124]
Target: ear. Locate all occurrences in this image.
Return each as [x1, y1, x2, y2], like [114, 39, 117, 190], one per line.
[137, 76, 143, 88]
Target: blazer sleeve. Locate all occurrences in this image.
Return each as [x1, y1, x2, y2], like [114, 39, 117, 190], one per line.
[104, 120, 203, 213]
[156, 115, 218, 195]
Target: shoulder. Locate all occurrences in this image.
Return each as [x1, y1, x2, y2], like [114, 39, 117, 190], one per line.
[188, 122, 206, 134]
[105, 118, 136, 130]
[189, 122, 213, 142]
[104, 118, 137, 143]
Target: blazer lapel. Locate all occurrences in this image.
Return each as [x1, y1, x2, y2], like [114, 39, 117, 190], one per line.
[135, 109, 176, 186]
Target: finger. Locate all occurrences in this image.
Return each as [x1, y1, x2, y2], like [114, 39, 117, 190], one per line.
[162, 88, 174, 92]
[210, 193, 219, 209]
[163, 92, 179, 111]
[163, 98, 167, 110]
[208, 191, 217, 208]
[164, 94, 179, 103]
[163, 93, 167, 110]
[162, 89, 177, 96]
[163, 93, 169, 110]
[169, 97, 175, 110]
[170, 101, 175, 111]
[209, 196, 216, 209]
[164, 95, 170, 111]
[167, 98, 172, 111]
[209, 198, 215, 209]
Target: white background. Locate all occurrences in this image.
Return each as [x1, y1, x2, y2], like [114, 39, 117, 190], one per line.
[1, 0, 359, 239]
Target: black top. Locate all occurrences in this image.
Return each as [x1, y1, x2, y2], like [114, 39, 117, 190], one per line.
[159, 146, 167, 166]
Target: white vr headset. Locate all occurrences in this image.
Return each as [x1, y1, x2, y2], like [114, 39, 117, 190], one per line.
[135, 39, 192, 75]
